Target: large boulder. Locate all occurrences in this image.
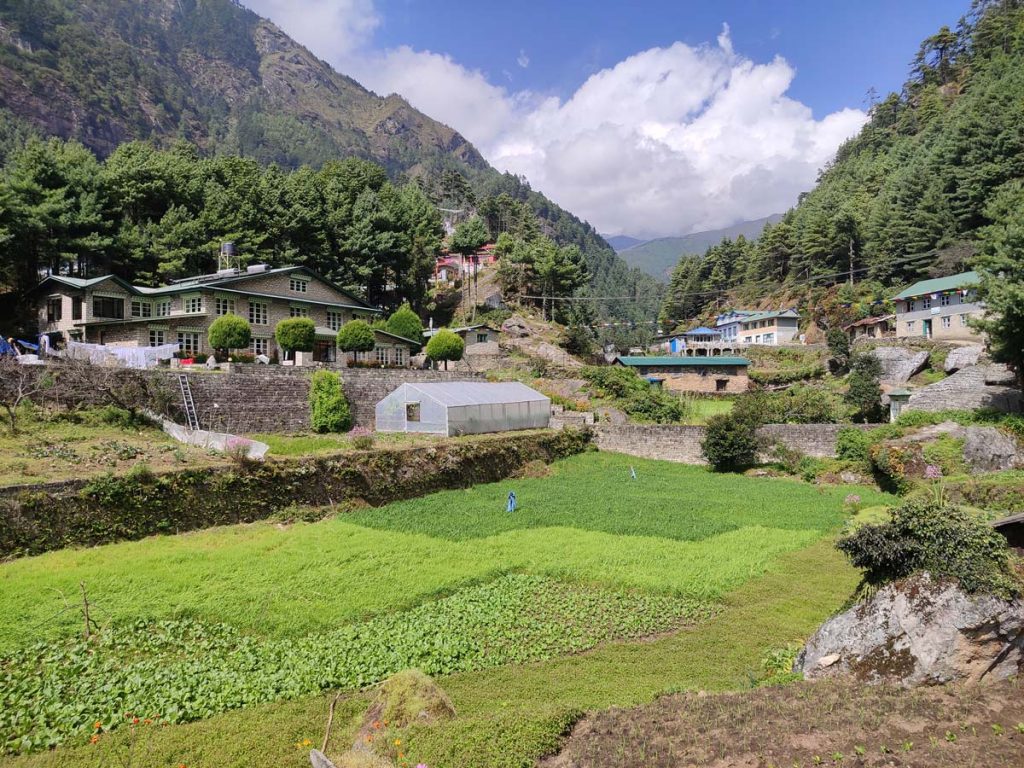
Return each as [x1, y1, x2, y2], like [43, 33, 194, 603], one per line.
[501, 315, 531, 338]
[944, 344, 984, 373]
[964, 426, 1021, 472]
[870, 347, 930, 384]
[797, 573, 1024, 686]
[908, 364, 1022, 413]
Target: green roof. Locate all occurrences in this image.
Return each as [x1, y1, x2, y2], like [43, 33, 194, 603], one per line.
[741, 309, 800, 323]
[892, 271, 979, 300]
[615, 356, 750, 367]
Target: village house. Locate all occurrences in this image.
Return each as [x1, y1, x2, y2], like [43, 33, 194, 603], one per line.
[714, 309, 757, 342]
[735, 309, 801, 346]
[614, 355, 751, 394]
[423, 323, 500, 351]
[892, 270, 984, 341]
[34, 264, 416, 365]
[844, 314, 895, 343]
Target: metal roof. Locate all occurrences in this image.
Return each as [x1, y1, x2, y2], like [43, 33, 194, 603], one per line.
[682, 326, 721, 336]
[615, 356, 750, 367]
[399, 381, 549, 407]
[741, 309, 801, 323]
[892, 271, 979, 300]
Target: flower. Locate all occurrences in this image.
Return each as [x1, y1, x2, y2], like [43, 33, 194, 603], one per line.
[394, 739, 401, 746]
[302, 739, 312, 747]
[924, 464, 943, 480]
[90, 735, 100, 744]
[844, 494, 861, 506]
[417, 764, 429, 768]
[93, 721, 103, 731]
[132, 717, 140, 725]
[143, 718, 153, 726]
[373, 720, 382, 730]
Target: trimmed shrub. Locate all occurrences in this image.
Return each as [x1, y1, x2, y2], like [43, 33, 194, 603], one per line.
[702, 413, 758, 472]
[207, 314, 252, 357]
[836, 427, 873, 463]
[337, 320, 376, 353]
[425, 328, 465, 370]
[275, 317, 315, 355]
[309, 370, 351, 433]
[385, 304, 424, 350]
[836, 498, 1019, 596]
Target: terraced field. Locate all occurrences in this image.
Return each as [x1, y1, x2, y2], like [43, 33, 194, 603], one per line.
[0, 452, 893, 766]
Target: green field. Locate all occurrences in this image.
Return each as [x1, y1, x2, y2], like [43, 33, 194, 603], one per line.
[0, 452, 892, 765]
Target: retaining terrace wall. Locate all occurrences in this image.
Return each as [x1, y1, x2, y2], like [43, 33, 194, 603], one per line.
[594, 423, 879, 464]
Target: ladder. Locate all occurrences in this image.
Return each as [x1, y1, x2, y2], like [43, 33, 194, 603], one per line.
[178, 374, 200, 430]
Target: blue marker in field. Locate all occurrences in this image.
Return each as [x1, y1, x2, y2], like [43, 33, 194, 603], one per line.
[506, 490, 517, 513]
[630, 466, 637, 480]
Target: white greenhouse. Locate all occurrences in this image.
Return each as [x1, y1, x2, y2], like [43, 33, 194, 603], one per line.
[375, 381, 551, 436]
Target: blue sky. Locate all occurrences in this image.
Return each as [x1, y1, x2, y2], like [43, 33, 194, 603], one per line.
[246, 0, 972, 237]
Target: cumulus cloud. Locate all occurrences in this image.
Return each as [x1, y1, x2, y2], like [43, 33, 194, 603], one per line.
[243, 0, 378, 58]
[517, 50, 530, 69]
[242, 1, 867, 238]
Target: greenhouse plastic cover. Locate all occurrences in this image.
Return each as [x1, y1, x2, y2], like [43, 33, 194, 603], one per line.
[375, 381, 551, 436]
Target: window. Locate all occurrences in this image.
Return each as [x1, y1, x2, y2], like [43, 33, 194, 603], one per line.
[406, 402, 421, 422]
[906, 321, 915, 333]
[249, 301, 268, 325]
[155, 300, 171, 317]
[327, 311, 344, 331]
[183, 295, 203, 314]
[290, 305, 309, 318]
[960, 314, 969, 326]
[715, 379, 728, 392]
[46, 297, 62, 322]
[250, 338, 268, 356]
[72, 296, 82, 320]
[940, 294, 951, 307]
[92, 296, 124, 319]
[908, 301, 916, 312]
[376, 346, 388, 365]
[149, 330, 165, 347]
[130, 299, 152, 318]
[177, 331, 200, 355]
[476, 333, 488, 343]
[214, 297, 235, 316]
[922, 297, 932, 310]
[289, 277, 308, 293]
[941, 316, 951, 329]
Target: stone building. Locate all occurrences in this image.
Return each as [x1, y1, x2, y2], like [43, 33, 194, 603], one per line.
[614, 355, 750, 394]
[33, 265, 415, 364]
[892, 270, 984, 341]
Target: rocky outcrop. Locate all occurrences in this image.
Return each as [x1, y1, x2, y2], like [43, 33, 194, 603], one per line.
[797, 573, 1024, 686]
[501, 315, 531, 338]
[871, 347, 930, 384]
[907, 364, 1022, 414]
[964, 426, 1021, 472]
[944, 345, 984, 373]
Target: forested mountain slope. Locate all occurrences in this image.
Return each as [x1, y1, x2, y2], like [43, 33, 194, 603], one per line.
[661, 0, 1024, 331]
[0, 0, 660, 332]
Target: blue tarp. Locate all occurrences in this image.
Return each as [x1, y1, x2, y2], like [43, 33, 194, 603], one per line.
[16, 339, 39, 351]
[0, 338, 15, 357]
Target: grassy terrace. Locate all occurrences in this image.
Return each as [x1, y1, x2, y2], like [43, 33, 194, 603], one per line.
[0, 453, 893, 766]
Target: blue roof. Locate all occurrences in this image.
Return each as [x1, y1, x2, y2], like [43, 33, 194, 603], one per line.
[683, 326, 721, 336]
[616, 356, 750, 367]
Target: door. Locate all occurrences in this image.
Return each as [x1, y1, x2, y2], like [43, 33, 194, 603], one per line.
[922, 319, 932, 339]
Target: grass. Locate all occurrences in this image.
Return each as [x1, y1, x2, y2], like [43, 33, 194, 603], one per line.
[249, 430, 443, 456]
[0, 407, 223, 487]
[678, 397, 733, 424]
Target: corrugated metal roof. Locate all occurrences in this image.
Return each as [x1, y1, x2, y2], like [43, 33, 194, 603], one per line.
[741, 309, 801, 323]
[401, 381, 549, 406]
[683, 326, 721, 336]
[616, 356, 750, 367]
[892, 271, 979, 300]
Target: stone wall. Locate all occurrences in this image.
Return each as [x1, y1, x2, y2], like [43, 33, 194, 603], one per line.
[594, 422, 878, 464]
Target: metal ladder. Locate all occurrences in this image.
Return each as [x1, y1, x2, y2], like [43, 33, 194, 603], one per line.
[178, 374, 200, 430]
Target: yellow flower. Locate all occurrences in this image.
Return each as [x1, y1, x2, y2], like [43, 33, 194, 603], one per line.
[394, 739, 401, 746]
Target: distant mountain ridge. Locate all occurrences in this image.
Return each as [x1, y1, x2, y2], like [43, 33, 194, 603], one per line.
[615, 215, 784, 280]
[603, 235, 645, 252]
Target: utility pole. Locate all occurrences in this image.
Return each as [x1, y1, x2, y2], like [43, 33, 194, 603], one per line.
[849, 237, 856, 287]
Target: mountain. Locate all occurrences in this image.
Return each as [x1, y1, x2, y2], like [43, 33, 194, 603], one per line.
[617, 215, 783, 279]
[603, 235, 646, 252]
[0, 0, 662, 333]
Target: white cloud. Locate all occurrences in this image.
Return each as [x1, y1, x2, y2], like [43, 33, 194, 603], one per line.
[517, 49, 530, 69]
[242, 2, 867, 239]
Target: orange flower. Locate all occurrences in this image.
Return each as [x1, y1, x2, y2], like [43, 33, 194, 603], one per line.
[92, 721, 102, 731]
[89, 735, 100, 745]
[365, 735, 374, 743]
[143, 718, 153, 726]
[373, 720, 382, 730]
[132, 717, 140, 725]
[398, 753, 404, 759]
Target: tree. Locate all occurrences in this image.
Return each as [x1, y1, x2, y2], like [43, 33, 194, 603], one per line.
[826, 328, 852, 373]
[274, 317, 314, 360]
[845, 352, 884, 423]
[425, 328, 464, 370]
[449, 216, 489, 255]
[974, 180, 1024, 387]
[0, 357, 52, 433]
[701, 413, 759, 472]
[207, 314, 252, 359]
[308, 370, 351, 433]
[336, 319, 376, 365]
[386, 303, 424, 350]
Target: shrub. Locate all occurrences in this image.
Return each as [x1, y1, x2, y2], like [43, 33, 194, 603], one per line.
[836, 427, 873, 463]
[349, 425, 374, 449]
[207, 314, 252, 357]
[580, 366, 690, 423]
[845, 352, 884, 423]
[702, 413, 758, 472]
[826, 327, 851, 372]
[336, 319, 376, 354]
[385, 304, 424, 350]
[733, 385, 846, 425]
[275, 318, 315, 356]
[425, 328, 465, 370]
[309, 370, 352, 433]
[836, 498, 1018, 596]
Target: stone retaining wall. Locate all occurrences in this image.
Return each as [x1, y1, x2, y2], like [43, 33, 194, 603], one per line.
[594, 423, 879, 464]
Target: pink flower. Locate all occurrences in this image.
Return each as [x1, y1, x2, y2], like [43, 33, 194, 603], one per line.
[924, 464, 943, 480]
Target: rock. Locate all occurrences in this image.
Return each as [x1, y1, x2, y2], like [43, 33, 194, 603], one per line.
[964, 426, 1021, 472]
[351, 670, 455, 752]
[944, 345, 983, 373]
[870, 347, 930, 384]
[797, 573, 1024, 686]
[908, 364, 1022, 414]
[501, 315, 530, 338]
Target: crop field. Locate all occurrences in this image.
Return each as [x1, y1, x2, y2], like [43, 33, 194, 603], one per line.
[0, 452, 893, 766]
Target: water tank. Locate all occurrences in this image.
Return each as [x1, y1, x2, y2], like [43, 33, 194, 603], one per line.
[220, 241, 237, 259]
[246, 263, 270, 274]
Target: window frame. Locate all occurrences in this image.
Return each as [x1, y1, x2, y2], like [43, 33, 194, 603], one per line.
[289, 277, 309, 293]
[249, 301, 268, 325]
[214, 296, 236, 316]
[177, 331, 201, 355]
[183, 294, 203, 314]
[46, 296, 63, 323]
[149, 329, 166, 347]
[92, 295, 125, 320]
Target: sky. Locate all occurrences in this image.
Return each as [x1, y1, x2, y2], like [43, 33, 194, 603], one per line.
[242, 0, 970, 239]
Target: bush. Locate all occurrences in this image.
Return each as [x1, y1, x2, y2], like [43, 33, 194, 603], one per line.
[845, 352, 884, 423]
[207, 314, 252, 357]
[702, 413, 758, 472]
[425, 328, 465, 369]
[836, 427, 873, 463]
[275, 318, 315, 355]
[385, 304, 423, 350]
[733, 385, 846, 425]
[349, 425, 374, 449]
[336, 319, 376, 354]
[309, 370, 351, 433]
[836, 498, 1019, 596]
[580, 366, 690, 423]
[826, 327, 851, 372]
